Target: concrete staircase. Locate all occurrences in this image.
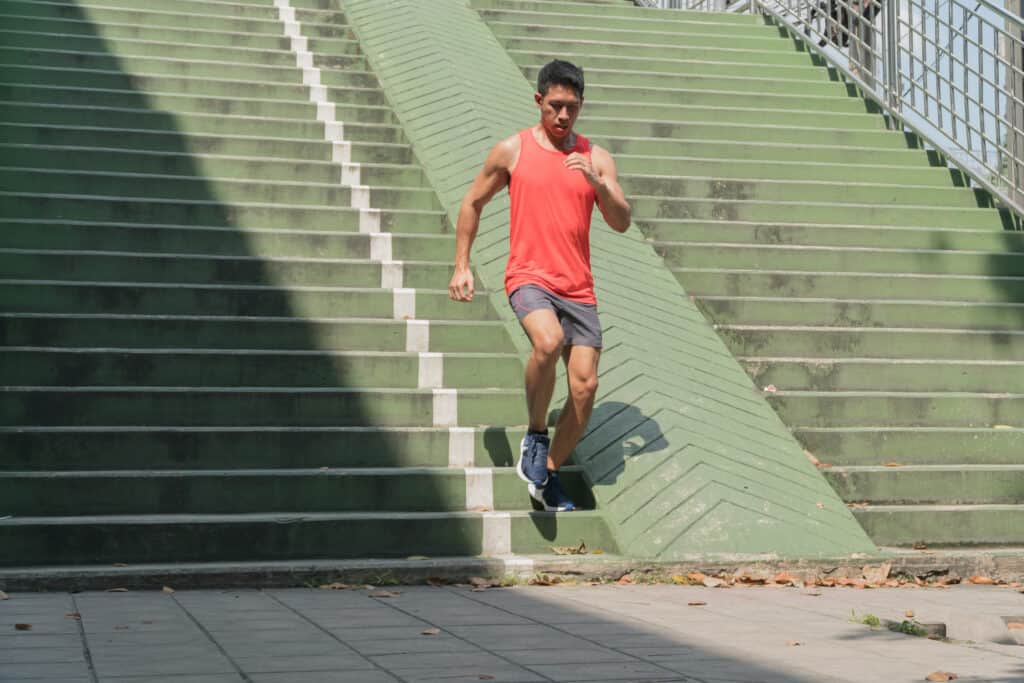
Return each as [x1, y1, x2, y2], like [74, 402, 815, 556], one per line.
[475, 0, 1024, 548]
[0, 0, 617, 571]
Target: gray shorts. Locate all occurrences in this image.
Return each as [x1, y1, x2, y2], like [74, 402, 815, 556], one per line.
[508, 284, 602, 349]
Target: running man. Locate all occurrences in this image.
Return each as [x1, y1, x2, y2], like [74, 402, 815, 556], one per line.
[447, 60, 631, 512]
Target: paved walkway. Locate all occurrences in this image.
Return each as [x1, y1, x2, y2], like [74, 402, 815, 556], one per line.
[2, 583, 1023, 682]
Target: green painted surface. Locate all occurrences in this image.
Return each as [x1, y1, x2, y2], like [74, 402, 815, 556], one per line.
[341, 0, 876, 559]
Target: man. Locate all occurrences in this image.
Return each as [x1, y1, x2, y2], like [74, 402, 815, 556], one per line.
[447, 60, 631, 512]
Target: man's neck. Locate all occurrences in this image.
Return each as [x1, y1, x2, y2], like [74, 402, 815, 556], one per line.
[534, 125, 575, 152]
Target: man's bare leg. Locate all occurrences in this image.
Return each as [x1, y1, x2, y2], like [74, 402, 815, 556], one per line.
[548, 344, 600, 470]
[520, 309, 564, 433]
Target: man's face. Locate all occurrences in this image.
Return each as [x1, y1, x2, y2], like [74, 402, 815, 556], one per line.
[535, 84, 582, 141]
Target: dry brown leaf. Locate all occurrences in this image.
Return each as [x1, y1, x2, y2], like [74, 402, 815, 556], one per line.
[64, 613, 81, 620]
[735, 573, 768, 586]
[912, 542, 928, 550]
[615, 574, 634, 585]
[687, 601, 707, 606]
[105, 587, 128, 593]
[688, 572, 707, 583]
[815, 501, 825, 509]
[1010, 582, 1022, 588]
[530, 575, 560, 586]
[702, 577, 726, 588]
[550, 540, 587, 556]
[862, 562, 892, 585]
[319, 582, 352, 591]
[470, 506, 492, 512]
[0, 590, 8, 600]
[925, 672, 957, 682]
[969, 575, 995, 585]
[935, 576, 961, 587]
[15, 623, 32, 631]
[421, 628, 441, 636]
[786, 640, 802, 646]
[772, 572, 798, 586]
[1007, 622, 1024, 630]
[805, 591, 823, 596]
[763, 384, 778, 393]
[905, 611, 915, 618]
[883, 462, 903, 468]
[161, 586, 175, 595]
[369, 591, 401, 598]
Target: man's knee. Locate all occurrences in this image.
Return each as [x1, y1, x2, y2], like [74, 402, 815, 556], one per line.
[569, 374, 598, 402]
[531, 329, 564, 359]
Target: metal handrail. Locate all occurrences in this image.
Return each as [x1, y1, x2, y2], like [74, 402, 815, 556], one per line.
[637, 0, 1024, 222]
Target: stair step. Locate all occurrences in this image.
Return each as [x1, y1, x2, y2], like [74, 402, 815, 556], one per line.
[0, 221, 454, 261]
[848, 504, 1024, 547]
[0, 425, 529, 470]
[0, 467, 592, 515]
[679, 268, 1024, 302]
[698, 296, 1024, 330]
[605, 139, 935, 166]
[616, 158, 951, 184]
[0, 313, 512, 353]
[796, 427, 1024, 466]
[0, 386, 524, 427]
[487, 21, 797, 51]
[473, 0, 760, 24]
[0, 0, 282, 20]
[0, 280, 490, 319]
[583, 101, 886, 129]
[1, 3, 291, 35]
[480, 7, 767, 33]
[0, 510, 617, 566]
[768, 390, 1024, 428]
[743, 358, 1024, 393]
[715, 325, 1024, 361]
[825, 465, 1024, 505]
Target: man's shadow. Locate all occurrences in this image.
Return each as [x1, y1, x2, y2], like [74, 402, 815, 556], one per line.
[481, 402, 667, 543]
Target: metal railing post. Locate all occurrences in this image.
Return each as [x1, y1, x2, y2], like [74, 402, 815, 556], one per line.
[884, 0, 901, 129]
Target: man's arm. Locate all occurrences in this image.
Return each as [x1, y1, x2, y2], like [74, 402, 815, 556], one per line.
[449, 136, 518, 302]
[565, 145, 631, 232]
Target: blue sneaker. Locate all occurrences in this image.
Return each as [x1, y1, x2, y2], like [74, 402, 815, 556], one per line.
[517, 432, 550, 487]
[529, 471, 576, 512]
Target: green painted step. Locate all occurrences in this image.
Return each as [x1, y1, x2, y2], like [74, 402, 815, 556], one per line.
[581, 118, 925, 150]
[681, 269, 1024, 303]
[716, 325, 1024, 362]
[599, 139, 933, 166]
[638, 199, 1009, 229]
[698, 297, 1024, 330]
[642, 221, 1017, 249]
[621, 176, 983, 208]
[0, 314, 514, 354]
[519, 64, 853, 98]
[768, 391, 1024, 428]
[582, 101, 886, 129]
[487, 21, 800, 51]
[480, 9, 785, 36]
[507, 49, 836, 81]
[497, 36, 829, 67]
[0, 347, 521, 389]
[825, 465, 1024, 505]
[0, 15, 295, 49]
[615, 159, 951, 184]
[0, 387, 524, 428]
[0, 510, 616, 566]
[0, 0, 281, 20]
[849, 504, 1024, 546]
[1, 124, 412, 163]
[0, 222, 454, 261]
[796, 427, 1024, 466]
[1, 171, 439, 210]
[744, 359, 1024, 393]
[0, 250, 453, 288]
[584, 84, 870, 114]
[2, 146, 426, 187]
[473, 0, 761, 24]
[0, 3, 290, 34]
[0, 281, 489, 319]
[0, 194, 444, 232]
[0, 467, 592, 515]
[0, 426, 529, 471]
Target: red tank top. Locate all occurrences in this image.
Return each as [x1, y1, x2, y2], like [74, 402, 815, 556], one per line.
[505, 128, 597, 304]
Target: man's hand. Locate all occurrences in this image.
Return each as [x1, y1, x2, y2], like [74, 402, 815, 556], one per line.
[449, 266, 474, 302]
[564, 152, 601, 189]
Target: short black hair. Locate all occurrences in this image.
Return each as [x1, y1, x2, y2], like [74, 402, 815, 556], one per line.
[537, 60, 584, 99]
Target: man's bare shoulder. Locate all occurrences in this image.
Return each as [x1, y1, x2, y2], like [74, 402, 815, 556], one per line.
[489, 133, 521, 168]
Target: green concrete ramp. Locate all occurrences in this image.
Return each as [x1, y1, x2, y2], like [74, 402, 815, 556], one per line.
[341, 0, 876, 559]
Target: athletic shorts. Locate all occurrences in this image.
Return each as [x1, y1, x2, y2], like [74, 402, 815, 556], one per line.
[508, 284, 602, 349]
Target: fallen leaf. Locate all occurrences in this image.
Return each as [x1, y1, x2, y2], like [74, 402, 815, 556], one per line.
[105, 587, 128, 593]
[805, 591, 823, 597]
[14, 623, 31, 631]
[615, 574, 633, 585]
[64, 613, 81, 620]
[1007, 622, 1024, 630]
[935, 576, 961, 587]
[112, 563, 128, 567]
[883, 462, 903, 467]
[688, 572, 707, 583]
[815, 501, 825, 509]
[702, 577, 726, 588]
[763, 384, 778, 393]
[550, 540, 587, 555]
[912, 542, 928, 550]
[530, 575, 559, 586]
[969, 576, 995, 585]
[735, 573, 768, 585]
[0, 591, 8, 600]
[319, 582, 352, 590]
[905, 611, 915, 618]
[772, 572, 799, 586]
[848, 502, 869, 508]
[862, 562, 892, 585]
[425, 577, 447, 587]
[369, 591, 401, 598]
[925, 672, 957, 682]
[786, 640, 802, 646]
[687, 601, 707, 606]
[161, 586, 175, 595]
[591, 549, 604, 555]
[421, 628, 441, 636]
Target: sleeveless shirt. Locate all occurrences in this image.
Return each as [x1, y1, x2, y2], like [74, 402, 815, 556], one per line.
[505, 128, 597, 304]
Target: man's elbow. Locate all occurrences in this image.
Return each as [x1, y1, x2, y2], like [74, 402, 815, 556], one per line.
[612, 205, 631, 233]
